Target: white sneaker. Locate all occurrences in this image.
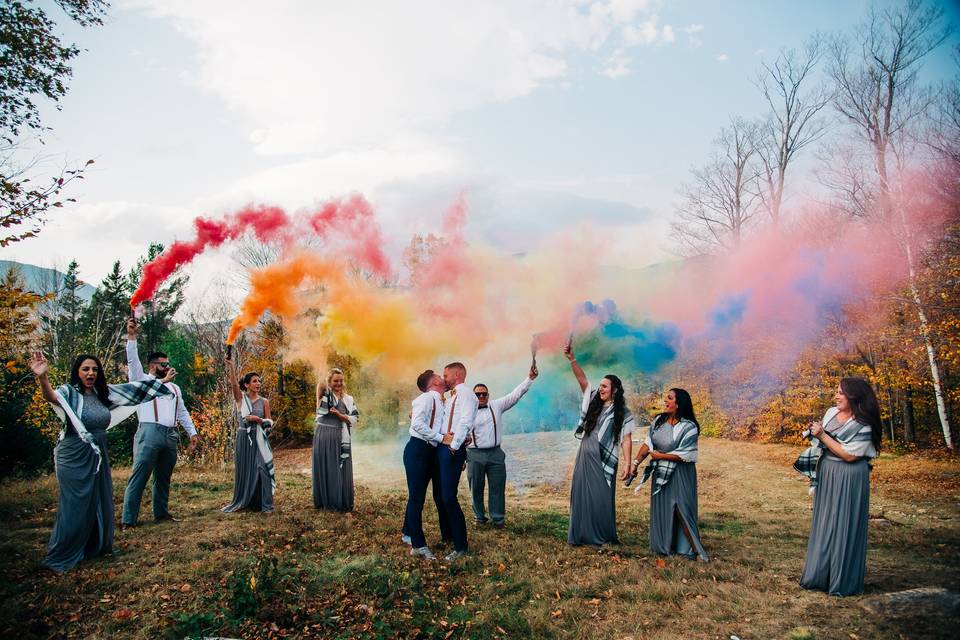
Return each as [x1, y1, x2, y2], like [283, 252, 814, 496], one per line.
[444, 550, 468, 562]
[410, 546, 436, 560]
[401, 534, 412, 545]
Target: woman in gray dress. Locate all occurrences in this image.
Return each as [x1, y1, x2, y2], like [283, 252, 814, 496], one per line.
[631, 388, 709, 562]
[563, 344, 634, 546]
[798, 377, 880, 596]
[223, 358, 275, 513]
[29, 351, 174, 572]
[313, 368, 359, 512]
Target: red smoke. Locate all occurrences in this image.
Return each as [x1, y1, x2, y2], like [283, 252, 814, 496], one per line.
[130, 205, 290, 308]
[305, 194, 392, 278]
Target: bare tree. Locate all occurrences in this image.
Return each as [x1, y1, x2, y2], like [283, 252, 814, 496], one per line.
[755, 35, 832, 226]
[672, 118, 761, 254]
[828, 0, 953, 448]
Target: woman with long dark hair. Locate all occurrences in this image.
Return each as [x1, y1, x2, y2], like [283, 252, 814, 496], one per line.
[796, 377, 881, 596]
[631, 388, 709, 562]
[564, 344, 635, 545]
[223, 356, 275, 513]
[29, 351, 174, 572]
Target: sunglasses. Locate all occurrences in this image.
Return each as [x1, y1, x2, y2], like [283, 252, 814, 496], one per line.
[475, 391, 489, 397]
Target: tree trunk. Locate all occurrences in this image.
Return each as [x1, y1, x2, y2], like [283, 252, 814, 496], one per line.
[886, 389, 897, 444]
[903, 385, 915, 444]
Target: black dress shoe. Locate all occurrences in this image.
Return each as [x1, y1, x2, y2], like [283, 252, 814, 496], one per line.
[155, 514, 181, 522]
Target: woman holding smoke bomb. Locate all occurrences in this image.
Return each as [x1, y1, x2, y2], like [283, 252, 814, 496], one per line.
[29, 351, 174, 572]
[564, 342, 635, 546]
[222, 352, 275, 513]
[630, 388, 710, 562]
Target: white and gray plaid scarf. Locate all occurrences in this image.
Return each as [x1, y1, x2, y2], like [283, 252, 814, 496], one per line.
[238, 394, 276, 495]
[793, 407, 873, 494]
[576, 395, 634, 487]
[52, 379, 172, 472]
[636, 418, 699, 496]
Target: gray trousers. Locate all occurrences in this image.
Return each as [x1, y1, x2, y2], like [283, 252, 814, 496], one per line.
[122, 422, 179, 525]
[466, 446, 506, 524]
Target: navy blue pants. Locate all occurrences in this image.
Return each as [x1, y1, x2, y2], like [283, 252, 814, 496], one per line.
[435, 445, 468, 552]
[402, 437, 450, 548]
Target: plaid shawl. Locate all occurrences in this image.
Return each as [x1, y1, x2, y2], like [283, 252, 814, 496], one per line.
[238, 394, 276, 495]
[52, 379, 172, 473]
[793, 407, 873, 494]
[317, 389, 359, 465]
[636, 418, 699, 496]
[575, 391, 635, 487]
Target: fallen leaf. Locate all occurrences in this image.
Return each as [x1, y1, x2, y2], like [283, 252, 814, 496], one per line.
[551, 609, 563, 618]
[179, 583, 191, 592]
[113, 609, 133, 621]
[656, 558, 666, 568]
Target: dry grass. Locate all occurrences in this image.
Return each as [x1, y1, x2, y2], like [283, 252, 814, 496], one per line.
[0, 435, 957, 639]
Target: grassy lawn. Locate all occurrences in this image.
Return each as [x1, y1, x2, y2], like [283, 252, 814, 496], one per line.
[0, 436, 957, 639]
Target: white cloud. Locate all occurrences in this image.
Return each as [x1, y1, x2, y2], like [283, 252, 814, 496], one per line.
[601, 49, 632, 78]
[621, 15, 676, 46]
[682, 22, 704, 47]
[715, 53, 729, 62]
[125, 0, 662, 156]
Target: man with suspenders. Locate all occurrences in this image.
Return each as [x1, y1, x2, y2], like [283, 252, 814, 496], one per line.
[121, 318, 199, 529]
[402, 370, 451, 560]
[437, 362, 479, 561]
[467, 364, 538, 527]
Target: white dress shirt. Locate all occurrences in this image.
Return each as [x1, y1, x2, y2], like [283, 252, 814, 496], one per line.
[126, 340, 197, 437]
[470, 376, 534, 449]
[409, 390, 444, 445]
[445, 383, 479, 451]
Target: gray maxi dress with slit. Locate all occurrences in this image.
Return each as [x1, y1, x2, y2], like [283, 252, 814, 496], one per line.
[312, 394, 354, 512]
[222, 397, 274, 513]
[45, 394, 114, 572]
[648, 420, 709, 561]
[800, 418, 873, 596]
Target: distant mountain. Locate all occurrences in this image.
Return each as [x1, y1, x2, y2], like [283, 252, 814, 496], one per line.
[0, 260, 96, 302]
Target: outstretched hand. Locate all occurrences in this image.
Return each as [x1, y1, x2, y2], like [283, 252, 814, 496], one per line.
[30, 351, 49, 377]
[563, 343, 575, 361]
[161, 367, 177, 383]
[529, 364, 539, 380]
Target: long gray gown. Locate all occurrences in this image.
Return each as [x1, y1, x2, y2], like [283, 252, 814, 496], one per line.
[222, 397, 274, 513]
[568, 429, 618, 545]
[800, 451, 871, 596]
[312, 395, 354, 512]
[648, 421, 709, 561]
[45, 394, 114, 572]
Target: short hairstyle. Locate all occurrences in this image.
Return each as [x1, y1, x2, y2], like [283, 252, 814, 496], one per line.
[444, 362, 466, 376]
[240, 372, 261, 391]
[147, 351, 168, 364]
[417, 369, 435, 392]
[473, 383, 488, 391]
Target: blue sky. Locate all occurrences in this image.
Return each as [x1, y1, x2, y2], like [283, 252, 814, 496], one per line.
[5, 0, 958, 301]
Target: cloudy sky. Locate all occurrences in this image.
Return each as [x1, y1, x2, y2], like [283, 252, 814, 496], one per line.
[4, 0, 958, 302]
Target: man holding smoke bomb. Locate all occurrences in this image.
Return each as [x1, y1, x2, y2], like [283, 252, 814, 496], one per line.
[467, 363, 538, 528]
[121, 317, 199, 529]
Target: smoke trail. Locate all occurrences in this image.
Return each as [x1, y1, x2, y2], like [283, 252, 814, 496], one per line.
[130, 205, 290, 308]
[304, 194, 392, 278]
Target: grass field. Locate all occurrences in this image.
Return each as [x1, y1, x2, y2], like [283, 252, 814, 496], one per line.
[0, 435, 957, 639]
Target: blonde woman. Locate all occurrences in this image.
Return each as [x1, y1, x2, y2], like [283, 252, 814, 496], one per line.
[313, 368, 359, 511]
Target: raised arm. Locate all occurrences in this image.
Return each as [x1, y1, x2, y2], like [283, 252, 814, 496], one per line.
[125, 318, 147, 381]
[564, 343, 588, 393]
[29, 351, 61, 407]
[492, 365, 538, 413]
[226, 355, 242, 403]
